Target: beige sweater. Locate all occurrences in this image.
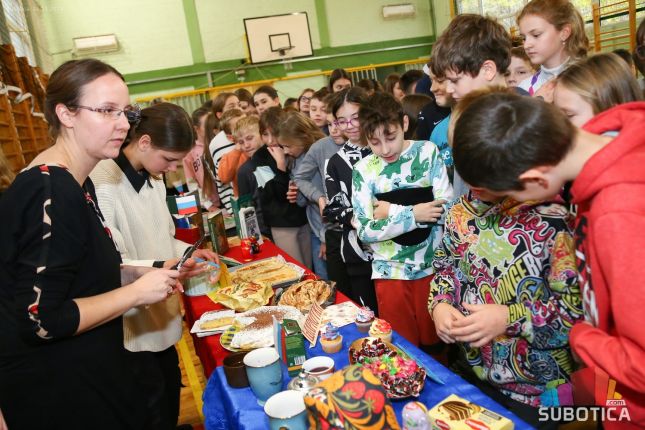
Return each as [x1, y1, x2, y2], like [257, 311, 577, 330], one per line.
[90, 159, 189, 352]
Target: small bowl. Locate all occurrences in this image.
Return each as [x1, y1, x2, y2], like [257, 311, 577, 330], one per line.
[223, 351, 249, 388]
[302, 356, 335, 381]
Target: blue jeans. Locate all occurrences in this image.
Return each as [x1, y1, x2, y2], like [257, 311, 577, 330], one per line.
[311, 232, 328, 280]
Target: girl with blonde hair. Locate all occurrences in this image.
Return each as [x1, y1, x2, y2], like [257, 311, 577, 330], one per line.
[517, 0, 589, 98]
[554, 53, 643, 127]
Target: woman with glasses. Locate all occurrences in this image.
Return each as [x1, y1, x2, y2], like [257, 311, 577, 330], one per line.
[0, 59, 181, 429]
[90, 102, 219, 430]
[322, 87, 378, 313]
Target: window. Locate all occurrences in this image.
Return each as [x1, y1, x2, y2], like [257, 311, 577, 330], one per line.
[457, 0, 594, 29]
[2, 0, 36, 66]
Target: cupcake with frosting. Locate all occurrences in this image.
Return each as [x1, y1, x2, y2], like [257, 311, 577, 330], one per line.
[355, 306, 375, 333]
[369, 318, 392, 343]
[320, 322, 343, 353]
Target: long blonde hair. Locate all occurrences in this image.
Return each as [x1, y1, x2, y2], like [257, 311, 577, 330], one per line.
[556, 53, 643, 114]
[518, 0, 588, 59]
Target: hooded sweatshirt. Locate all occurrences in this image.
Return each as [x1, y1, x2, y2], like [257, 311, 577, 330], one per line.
[429, 195, 582, 407]
[569, 102, 645, 429]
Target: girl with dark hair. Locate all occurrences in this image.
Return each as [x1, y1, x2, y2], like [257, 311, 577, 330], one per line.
[253, 85, 281, 114]
[328, 68, 352, 93]
[323, 87, 377, 312]
[183, 107, 220, 211]
[90, 102, 219, 430]
[0, 59, 181, 429]
[234, 87, 257, 116]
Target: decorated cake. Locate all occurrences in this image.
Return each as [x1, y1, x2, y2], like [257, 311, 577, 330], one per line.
[354, 306, 375, 332]
[368, 318, 392, 343]
[320, 322, 343, 353]
[348, 338, 426, 398]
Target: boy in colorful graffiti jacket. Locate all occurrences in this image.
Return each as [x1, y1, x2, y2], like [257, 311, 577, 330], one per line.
[428, 90, 583, 417]
[352, 93, 453, 346]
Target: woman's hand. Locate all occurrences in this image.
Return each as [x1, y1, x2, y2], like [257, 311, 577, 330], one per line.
[267, 146, 287, 172]
[412, 199, 446, 223]
[131, 269, 181, 306]
[166, 248, 220, 280]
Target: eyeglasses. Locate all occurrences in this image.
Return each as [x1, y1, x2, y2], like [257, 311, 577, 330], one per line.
[636, 45, 645, 60]
[299, 96, 311, 102]
[333, 116, 359, 129]
[70, 104, 141, 123]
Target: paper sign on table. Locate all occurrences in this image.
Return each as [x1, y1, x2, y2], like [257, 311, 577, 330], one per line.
[302, 302, 324, 347]
[319, 301, 360, 330]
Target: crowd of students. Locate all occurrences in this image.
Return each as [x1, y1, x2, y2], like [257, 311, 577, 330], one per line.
[1, 0, 644, 428]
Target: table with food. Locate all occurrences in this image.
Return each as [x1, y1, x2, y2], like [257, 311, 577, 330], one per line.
[181, 239, 531, 430]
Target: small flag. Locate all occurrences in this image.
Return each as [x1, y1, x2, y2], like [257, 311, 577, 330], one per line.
[176, 195, 198, 215]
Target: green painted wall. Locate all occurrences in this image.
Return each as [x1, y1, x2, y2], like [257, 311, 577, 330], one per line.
[39, 0, 440, 99]
[42, 0, 193, 74]
[326, 0, 433, 46]
[196, 0, 320, 63]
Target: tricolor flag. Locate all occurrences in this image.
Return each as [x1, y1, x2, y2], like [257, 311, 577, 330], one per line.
[176, 195, 198, 215]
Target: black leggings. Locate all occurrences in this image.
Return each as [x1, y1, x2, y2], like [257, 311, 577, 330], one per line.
[325, 230, 351, 298]
[127, 346, 182, 430]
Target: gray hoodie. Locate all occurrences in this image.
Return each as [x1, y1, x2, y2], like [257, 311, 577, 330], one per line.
[293, 136, 344, 240]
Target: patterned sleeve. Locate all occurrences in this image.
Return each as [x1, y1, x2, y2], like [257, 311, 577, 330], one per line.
[3, 168, 83, 343]
[505, 222, 583, 348]
[323, 154, 353, 227]
[427, 143, 454, 206]
[352, 163, 418, 243]
[428, 224, 461, 313]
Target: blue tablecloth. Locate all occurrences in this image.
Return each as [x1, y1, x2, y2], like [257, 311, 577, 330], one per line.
[203, 324, 533, 429]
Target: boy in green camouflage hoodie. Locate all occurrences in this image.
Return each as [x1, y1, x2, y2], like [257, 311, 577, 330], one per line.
[352, 92, 453, 346]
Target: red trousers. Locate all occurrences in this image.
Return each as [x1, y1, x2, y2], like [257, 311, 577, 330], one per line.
[374, 275, 439, 346]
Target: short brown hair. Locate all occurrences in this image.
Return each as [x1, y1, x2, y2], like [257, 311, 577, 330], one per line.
[277, 111, 325, 152]
[259, 106, 286, 135]
[452, 91, 575, 191]
[359, 92, 405, 141]
[400, 94, 432, 140]
[219, 108, 245, 135]
[556, 53, 643, 115]
[211, 92, 237, 117]
[518, 0, 588, 59]
[311, 87, 330, 102]
[431, 14, 511, 78]
[45, 59, 124, 138]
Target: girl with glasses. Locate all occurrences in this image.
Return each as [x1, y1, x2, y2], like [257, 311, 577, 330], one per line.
[90, 102, 219, 429]
[323, 87, 378, 313]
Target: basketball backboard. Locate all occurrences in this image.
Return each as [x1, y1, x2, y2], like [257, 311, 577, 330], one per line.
[243, 12, 313, 64]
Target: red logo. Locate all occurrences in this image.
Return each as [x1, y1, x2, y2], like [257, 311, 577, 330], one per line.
[465, 418, 490, 430]
[435, 419, 451, 430]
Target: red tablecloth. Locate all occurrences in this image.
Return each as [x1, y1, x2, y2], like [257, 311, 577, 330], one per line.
[182, 240, 349, 377]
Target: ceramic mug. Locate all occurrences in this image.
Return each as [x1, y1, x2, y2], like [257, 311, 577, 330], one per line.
[223, 351, 249, 388]
[302, 356, 335, 381]
[264, 390, 307, 430]
[244, 347, 283, 405]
